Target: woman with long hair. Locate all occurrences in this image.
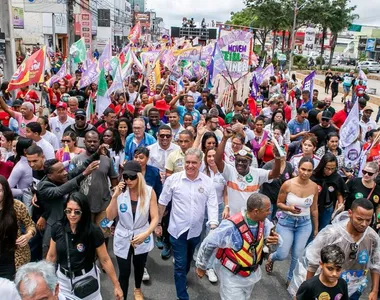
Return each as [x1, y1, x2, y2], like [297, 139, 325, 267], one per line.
[101, 128, 125, 175]
[0, 176, 35, 280]
[107, 161, 158, 300]
[289, 133, 321, 176]
[8, 138, 34, 204]
[55, 131, 85, 165]
[311, 153, 347, 231]
[265, 157, 318, 286]
[116, 118, 132, 149]
[196, 131, 218, 154]
[264, 110, 291, 145]
[250, 116, 268, 157]
[46, 192, 123, 300]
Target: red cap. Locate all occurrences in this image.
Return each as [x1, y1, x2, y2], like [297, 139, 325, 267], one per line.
[56, 102, 67, 109]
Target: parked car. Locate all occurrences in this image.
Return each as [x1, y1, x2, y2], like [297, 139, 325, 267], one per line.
[357, 61, 380, 73]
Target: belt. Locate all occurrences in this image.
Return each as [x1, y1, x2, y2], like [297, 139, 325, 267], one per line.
[59, 265, 93, 278]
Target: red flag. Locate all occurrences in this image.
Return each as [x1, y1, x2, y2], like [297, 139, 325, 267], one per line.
[7, 47, 46, 92]
[119, 52, 125, 67]
[247, 96, 258, 117]
[129, 21, 141, 44]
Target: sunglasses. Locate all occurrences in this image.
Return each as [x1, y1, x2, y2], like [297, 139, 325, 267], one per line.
[123, 174, 138, 181]
[64, 209, 82, 216]
[159, 134, 172, 139]
[362, 170, 375, 176]
[75, 116, 85, 120]
[61, 139, 72, 143]
[322, 118, 330, 122]
[349, 243, 358, 260]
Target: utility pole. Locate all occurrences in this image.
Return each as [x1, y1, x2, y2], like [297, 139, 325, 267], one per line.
[67, 0, 75, 72]
[52, 13, 56, 52]
[0, 0, 16, 80]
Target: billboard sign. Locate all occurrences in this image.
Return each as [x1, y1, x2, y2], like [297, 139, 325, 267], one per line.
[24, 0, 66, 13]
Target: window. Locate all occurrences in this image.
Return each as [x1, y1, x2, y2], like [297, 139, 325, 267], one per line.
[98, 9, 110, 27]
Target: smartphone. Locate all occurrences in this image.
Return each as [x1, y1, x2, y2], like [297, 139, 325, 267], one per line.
[294, 205, 302, 212]
[270, 225, 276, 236]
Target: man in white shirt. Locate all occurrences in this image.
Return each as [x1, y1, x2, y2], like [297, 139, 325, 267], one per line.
[148, 125, 179, 173]
[156, 148, 219, 300]
[215, 129, 282, 217]
[187, 81, 201, 102]
[359, 106, 377, 142]
[25, 122, 55, 160]
[49, 102, 75, 142]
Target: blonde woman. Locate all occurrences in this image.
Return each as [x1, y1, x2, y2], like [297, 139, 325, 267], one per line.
[106, 161, 158, 300]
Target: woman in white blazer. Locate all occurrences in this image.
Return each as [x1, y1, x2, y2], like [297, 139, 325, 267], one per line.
[106, 161, 158, 300]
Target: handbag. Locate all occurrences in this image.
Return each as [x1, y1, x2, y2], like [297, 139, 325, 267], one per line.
[64, 232, 99, 298]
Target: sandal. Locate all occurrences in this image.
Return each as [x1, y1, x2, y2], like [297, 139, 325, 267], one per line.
[265, 259, 274, 274]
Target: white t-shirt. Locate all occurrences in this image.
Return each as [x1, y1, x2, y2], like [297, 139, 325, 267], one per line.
[222, 163, 271, 215]
[36, 138, 55, 160]
[42, 130, 60, 150]
[128, 91, 138, 104]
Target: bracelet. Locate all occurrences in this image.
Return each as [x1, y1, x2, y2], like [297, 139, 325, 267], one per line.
[274, 156, 281, 160]
[224, 205, 229, 209]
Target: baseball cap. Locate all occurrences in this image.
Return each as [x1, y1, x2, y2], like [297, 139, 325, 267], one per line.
[363, 105, 374, 112]
[11, 100, 23, 107]
[75, 109, 86, 117]
[56, 102, 67, 109]
[122, 161, 142, 177]
[321, 110, 332, 120]
[234, 149, 253, 160]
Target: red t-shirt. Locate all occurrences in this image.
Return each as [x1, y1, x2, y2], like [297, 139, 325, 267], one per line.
[367, 144, 380, 167]
[0, 111, 10, 126]
[331, 109, 347, 129]
[0, 161, 14, 179]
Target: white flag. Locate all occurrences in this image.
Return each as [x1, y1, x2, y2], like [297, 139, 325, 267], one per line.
[340, 101, 360, 148]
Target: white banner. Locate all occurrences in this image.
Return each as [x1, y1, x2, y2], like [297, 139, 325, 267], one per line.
[24, 0, 66, 13]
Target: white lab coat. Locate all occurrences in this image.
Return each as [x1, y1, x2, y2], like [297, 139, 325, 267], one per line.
[113, 186, 154, 259]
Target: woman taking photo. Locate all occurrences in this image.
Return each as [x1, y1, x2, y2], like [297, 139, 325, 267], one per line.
[46, 192, 123, 300]
[311, 153, 347, 230]
[101, 128, 124, 174]
[0, 176, 35, 280]
[106, 161, 159, 300]
[265, 157, 318, 286]
[258, 123, 287, 164]
[264, 110, 291, 145]
[55, 131, 85, 165]
[289, 133, 321, 176]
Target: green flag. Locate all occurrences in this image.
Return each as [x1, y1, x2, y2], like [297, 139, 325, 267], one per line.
[95, 68, 110, 116]
[110, 57, 120, 78]
[70, 38, 87, 64]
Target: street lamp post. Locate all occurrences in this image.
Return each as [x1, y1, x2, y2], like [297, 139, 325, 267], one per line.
[289, 0, 298, 72]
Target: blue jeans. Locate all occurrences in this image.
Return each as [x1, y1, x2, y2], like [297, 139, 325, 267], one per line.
[268, 203, 278, 221]
[318, 205, 334, 231]
[170, 232, 201, 300]
[270, 213, 312, 281]
[349, 291, 361, 300]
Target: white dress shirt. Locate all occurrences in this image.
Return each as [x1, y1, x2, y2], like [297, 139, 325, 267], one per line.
[159, 171, 219, 239]
[147, 142, 179, 172]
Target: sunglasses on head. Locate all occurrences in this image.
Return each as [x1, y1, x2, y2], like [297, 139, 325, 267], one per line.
[64, 209, 82, 216]
[75, 116, 85, 120]
[362, 170, 375, 176]
[349, 243, 358, 260]
[159, 134, 171, 139]
[123, 174, 138, 181]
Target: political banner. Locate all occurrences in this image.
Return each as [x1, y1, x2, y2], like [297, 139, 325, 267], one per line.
[340, 100, 360, 148]
[217, 30, 253, 80]
[302, 70, 316, 95]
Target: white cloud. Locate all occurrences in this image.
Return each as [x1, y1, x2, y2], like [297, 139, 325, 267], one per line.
[146, 0, 245, 28]
[146, 0, 379, 30]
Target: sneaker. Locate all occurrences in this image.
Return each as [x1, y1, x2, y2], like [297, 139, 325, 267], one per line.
[156, 237, 164, 249]
[142, 267, 150, 281]
[161, 244, 172, 260]
[206, 269, 218, 283]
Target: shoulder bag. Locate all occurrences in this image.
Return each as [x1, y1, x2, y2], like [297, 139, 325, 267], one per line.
[64, 232, 99, 298]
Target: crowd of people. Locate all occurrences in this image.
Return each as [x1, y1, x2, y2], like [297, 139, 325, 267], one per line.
[0, 60, 380, 300]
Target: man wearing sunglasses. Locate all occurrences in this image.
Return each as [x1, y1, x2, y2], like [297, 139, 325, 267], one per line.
[64, 109, 95, 149]
[289, 198, 380, 300]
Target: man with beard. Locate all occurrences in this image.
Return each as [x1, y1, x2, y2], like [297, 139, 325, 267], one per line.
[324, 96, 335, 117]
[359, 106, 377, 142]
[37, 144, 105, 257]
[70, 130, 118, 226]
[289, 199, 380, 300]
[170, 95, 201, 126]
[64, 109, 95, 148]
[310, 110, 337, 148]
[215, 129, 281, 217]
[145, 108, 163, 139]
